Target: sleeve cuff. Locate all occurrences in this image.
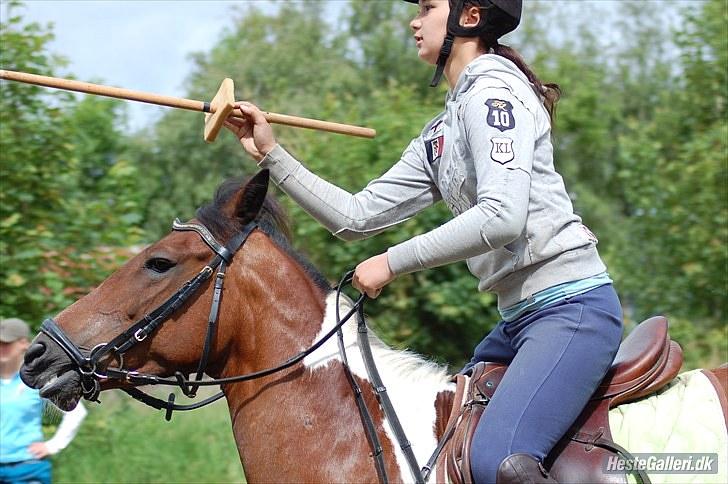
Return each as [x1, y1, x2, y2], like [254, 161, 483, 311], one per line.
[387, 241, 425, 275]
[257, 144, 301, 185]
[44, 440, 62, 455]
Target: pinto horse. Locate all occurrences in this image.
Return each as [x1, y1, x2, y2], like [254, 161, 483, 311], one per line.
[20, 172, 728, 483]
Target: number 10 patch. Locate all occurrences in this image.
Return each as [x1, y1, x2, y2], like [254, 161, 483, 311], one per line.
[485, 99, 515, 132]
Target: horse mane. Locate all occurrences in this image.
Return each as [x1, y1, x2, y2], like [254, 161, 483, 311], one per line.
[365, 330, 450, 385]
[196, 177, 331, 291]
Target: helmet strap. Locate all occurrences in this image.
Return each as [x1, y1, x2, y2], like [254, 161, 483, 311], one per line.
[429, 0, 492, 87]
[430, 33, 455, 87]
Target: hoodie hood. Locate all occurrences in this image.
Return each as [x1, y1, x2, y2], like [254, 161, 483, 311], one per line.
[447, 54, 535, 103]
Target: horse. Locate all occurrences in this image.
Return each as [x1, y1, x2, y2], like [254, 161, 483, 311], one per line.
[20, 172, 728, 483]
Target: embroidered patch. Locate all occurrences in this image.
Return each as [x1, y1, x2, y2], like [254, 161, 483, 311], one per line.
[485, 98, 515, 132]
[490, 137, 514, 164]
[425, 135, 445, 164]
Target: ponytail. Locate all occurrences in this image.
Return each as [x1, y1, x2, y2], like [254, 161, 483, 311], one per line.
[445, 0, 560, 122]
[492, 43, 561, 123]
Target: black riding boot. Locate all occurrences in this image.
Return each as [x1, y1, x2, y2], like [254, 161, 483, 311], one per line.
[496, 453, 558, 483]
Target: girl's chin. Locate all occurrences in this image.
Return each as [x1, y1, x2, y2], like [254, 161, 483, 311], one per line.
[417, 50, 438, 65]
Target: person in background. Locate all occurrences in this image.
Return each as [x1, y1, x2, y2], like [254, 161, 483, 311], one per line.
[0, 318, 87, 484]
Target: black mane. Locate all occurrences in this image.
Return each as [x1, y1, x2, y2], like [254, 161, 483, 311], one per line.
[195, 177, 331, 291]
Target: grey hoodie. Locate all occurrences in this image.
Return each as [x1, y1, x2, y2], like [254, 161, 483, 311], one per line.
[258, 54, 605, 310]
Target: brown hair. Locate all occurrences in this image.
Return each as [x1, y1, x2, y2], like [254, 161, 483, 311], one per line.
[491, 43, 561, 122]
[453, 0, 561, 121]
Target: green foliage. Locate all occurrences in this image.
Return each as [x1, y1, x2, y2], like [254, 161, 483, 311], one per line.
[608, 0, 727, 325]
[0, 10, 145, 326]
[48, 392, 244, 483]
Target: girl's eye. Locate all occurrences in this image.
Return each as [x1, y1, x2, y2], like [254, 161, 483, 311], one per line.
[418, 2, 433, 15]
[144, 258, 176, 274]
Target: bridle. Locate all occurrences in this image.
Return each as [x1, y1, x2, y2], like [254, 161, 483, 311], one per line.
[39, 218, 433, 483]
[40, 218, 257, 410]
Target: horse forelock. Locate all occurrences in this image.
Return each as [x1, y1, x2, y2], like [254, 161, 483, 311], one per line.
[196, 177, 330, 291]
[195, 176, 289, 241]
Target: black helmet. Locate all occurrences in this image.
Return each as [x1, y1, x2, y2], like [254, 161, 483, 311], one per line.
[403, 0, 522, 86]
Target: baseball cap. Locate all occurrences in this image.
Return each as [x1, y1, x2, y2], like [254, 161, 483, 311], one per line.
[0, 318, 31, 343]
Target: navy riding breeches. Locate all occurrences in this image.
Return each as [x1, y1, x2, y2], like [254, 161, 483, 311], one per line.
[462, 284, 623, 484]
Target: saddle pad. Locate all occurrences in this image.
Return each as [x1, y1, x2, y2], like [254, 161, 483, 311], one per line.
[609, 369, 727, 483]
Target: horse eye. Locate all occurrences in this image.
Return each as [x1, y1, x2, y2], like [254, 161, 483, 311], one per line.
[144, 258, 176, 274]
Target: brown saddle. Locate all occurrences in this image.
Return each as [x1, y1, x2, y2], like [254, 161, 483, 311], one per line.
[434, 316, 683, 484]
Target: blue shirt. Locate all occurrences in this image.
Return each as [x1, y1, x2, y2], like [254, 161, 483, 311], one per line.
[500, 272, 613, 322]
[0, 373, 44, 463]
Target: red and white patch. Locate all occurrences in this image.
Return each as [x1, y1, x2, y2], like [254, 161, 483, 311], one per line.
[426, 135, 445, 164]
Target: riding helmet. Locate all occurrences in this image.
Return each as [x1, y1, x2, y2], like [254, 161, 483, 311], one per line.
[403, 0, 522, 86]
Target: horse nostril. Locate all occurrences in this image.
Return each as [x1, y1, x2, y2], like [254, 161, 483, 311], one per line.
[24, 342, 46, 364]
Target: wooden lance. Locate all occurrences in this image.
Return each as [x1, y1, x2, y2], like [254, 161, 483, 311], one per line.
[0, 70, 376, 142]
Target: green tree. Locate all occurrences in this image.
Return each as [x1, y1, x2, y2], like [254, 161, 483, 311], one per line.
[607, 0, 727, 367]
[0, 6, 144, 325]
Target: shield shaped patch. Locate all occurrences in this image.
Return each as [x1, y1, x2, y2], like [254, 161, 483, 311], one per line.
[490, 137, 514, 164]
[485, 98, 515, 132]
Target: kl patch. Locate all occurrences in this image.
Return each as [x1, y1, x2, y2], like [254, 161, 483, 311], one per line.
[490, 137, 514, 164]
[485, 98, 515, 132]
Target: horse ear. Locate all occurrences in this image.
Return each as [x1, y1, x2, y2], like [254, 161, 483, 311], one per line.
[233, 169, 269, 225]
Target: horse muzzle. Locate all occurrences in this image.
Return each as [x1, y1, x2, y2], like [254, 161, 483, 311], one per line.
[20, 333, 84, 411]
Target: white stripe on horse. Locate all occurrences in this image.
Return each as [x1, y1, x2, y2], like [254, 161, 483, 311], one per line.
[304, 292, 455, 482]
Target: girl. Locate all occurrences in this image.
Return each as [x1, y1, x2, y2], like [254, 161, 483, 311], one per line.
[224, 1, 623, 482]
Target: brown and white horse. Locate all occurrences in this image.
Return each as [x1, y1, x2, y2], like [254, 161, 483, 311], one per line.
[19, 172, 727, 483]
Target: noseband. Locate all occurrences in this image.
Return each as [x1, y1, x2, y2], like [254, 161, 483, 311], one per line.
[40, 218, 257, 404]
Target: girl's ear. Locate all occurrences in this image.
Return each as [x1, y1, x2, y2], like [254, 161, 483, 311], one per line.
[461, 5, 482, 28]
[227, 170, 270, 226]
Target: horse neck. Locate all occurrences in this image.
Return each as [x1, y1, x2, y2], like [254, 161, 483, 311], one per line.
[303, 292, 455, 468]
[218, 246, 454, 482]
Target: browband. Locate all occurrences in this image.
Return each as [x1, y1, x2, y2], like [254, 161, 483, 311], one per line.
[173, 218, 233, 262]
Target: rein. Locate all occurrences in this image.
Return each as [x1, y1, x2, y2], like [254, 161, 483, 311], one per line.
[40, 219, 433, 483]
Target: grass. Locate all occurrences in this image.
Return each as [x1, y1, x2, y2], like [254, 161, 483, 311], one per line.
[46, 388, 246, 483]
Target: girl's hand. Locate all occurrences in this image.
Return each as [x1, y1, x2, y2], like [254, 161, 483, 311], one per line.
[224, 102, 277, 161]
[352, 253, 396, 299]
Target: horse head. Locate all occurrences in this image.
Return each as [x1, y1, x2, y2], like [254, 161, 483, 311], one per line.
[20, 170, 324, 411]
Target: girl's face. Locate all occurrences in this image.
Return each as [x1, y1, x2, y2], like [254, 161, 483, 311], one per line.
[410, 0, 450, 65]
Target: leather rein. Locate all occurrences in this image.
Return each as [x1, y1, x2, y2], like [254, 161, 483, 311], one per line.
[39, 218, 430, 483]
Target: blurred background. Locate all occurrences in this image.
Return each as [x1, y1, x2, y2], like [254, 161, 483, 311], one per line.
[1, 0, 725, 482]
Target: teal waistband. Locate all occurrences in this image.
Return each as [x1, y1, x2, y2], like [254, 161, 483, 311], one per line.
[499, 272, 613, 322]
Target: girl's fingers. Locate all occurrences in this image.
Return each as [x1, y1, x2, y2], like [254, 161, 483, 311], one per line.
[237, 102, 268, 124]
